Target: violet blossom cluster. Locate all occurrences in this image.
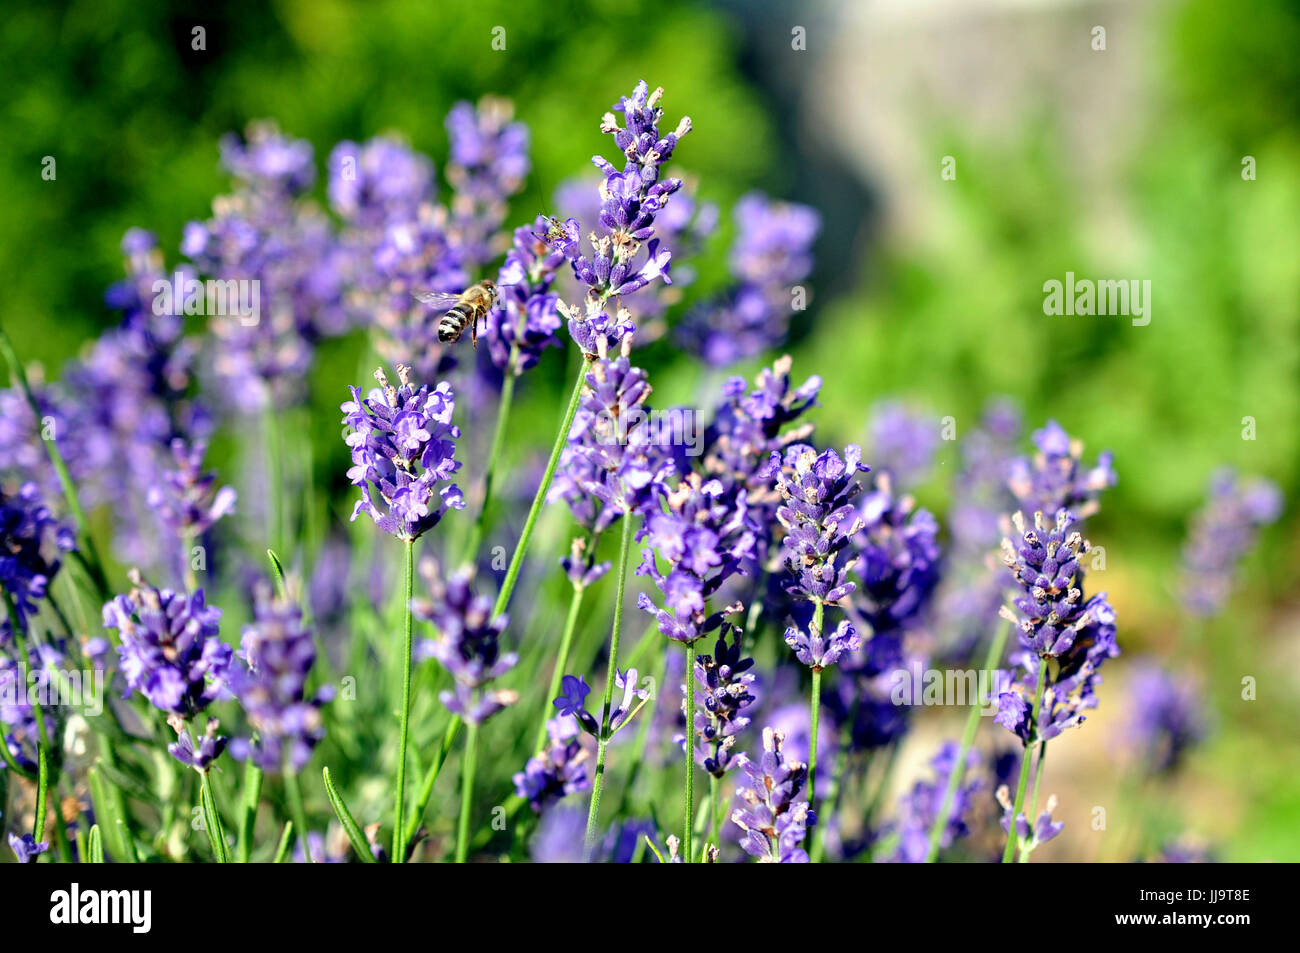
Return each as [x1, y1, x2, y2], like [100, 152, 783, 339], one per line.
[731, 726, 811, 863]
[549, 332, 676, 532]
[678, 193, 820, 366]
[1126, 660, 1206, 774]
[513, 715, 591, 812]
[342, 363, 464, 541]
[865, 402, 940, 491]
[102, 570, 233, 723]
[888, 743, 983, 863]
[1180, 468, 1282, 616]
[1008, 419, 1116, 521]
[485, 217, 565, 375]
[0, 481, 74, 641]
[411, 561, 517, 725]
[227, 585, 332, 773]
[993, 510, 1119, 744]
[853, 474, 942, 637]
[689, 626, 756, 777]
[0, 646, 55, 774]
[146, 438, 236, 584]
[636, 473, 755, 645]
[444, 97, 530, 270]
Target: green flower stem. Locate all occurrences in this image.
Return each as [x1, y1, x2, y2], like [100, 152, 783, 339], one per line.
[809, 714, 855, 862]
[391, 537, 415, 863]
[455, 720, 479, 863]
[583, 512, 634, 850]
[236, 759, 264, 863]
[272, 821, 294, 863]
[1019, 742, 1049, 863]
[404, 716, 461, 846]
[533, 577, 587, 754]
[923, 616, 1012, 862]
[464, 357, 518, 564]
[806, 600, 825, 853]
[200, 769, 230, 863]
[614, 638, 668, 818]
[683, 639, 697, 863]
[492, 355, 588, 618]
[1001, 656, 1049, 863]
[0, 323, 110, 601]
[34, 746, 48, 844]
[283, 768, 312, 863]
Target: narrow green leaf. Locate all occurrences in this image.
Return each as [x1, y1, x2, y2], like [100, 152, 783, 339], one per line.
[273, 821, 294, 863]
[323, 767, 377, 863]
[88, 825, 104, 863]
[266, 549, 288, 599]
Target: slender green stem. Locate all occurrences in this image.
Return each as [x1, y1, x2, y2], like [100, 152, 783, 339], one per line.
[924, 616, 1012, 862]
[405, 717, 462, 846]
[455, 721, 479, 863]
[584, 513, 634, 850]
[236, 760, 264, 863]
[534, 579, 586, 754]
[88, 824, 104, 863]
[464, 362, 517, 564]
[807, 601, 825, 856]
[704, 775, 720, 862]
[1001, 656, 1048, 863]
[492, 356, 588, 618]
[283, 768, 312, 863]
[1019, 742, 1049, 863]
[200, 770, 229, 863]
[391, 538, 415, 863]
[34, 745, 48, 844]
[272, 821, 294, 863]
[683, 640, 697, 863]
[810, 714, 854, 862]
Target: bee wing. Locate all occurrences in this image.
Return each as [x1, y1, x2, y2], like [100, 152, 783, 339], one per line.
[411, 290, 461, 313]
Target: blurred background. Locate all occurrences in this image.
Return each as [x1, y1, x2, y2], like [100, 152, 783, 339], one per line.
[3, 0, 1297, 860]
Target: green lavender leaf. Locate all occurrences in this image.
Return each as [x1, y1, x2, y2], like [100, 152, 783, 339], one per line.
[272, 821, 294, 863]
[323, 767, 377, 863]
[88, 825, 104, 863]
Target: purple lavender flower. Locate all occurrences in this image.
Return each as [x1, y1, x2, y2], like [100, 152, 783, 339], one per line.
[865, 401, 939, 490]
[636, 473, 755, 645]
[227, 585, 332, 773]
[552, 674, 598, 734]
[410, 560, 517, 724]
[949, 399, 1022, 554]
[784, 618, 860, 669]
[444, 97, 530, 269]
[0, 646, 54, 773]
[550, 332, 676, 532]
[689, 626, 755, 777]
[771, 444, 868, 605]
[168, 717, 228, 773]
[328, 136, 435, 229]
[552, 668, 647, 737]
[514, 715, 591, 811]
[0, 482, 75, 641]
[341, 363, 464, 541]
[678, 193, 820, 366]
[560, 537, 611, 590]
[146, 438, 236, 579]
[485, 217, 564, 375]
[853, 474, 941, 637]
[998, 788, 1063, 852]
[102, 569, 232, 719]
[1008, 419, 1115, 521]
[545, 81, 690, 302]
[731, 726, 810, 863]
[1126, 660, 1206, 774]
[8, 832, 49, 864]
[1181, 468, 1283, 616]
[888, 743, 982, 863]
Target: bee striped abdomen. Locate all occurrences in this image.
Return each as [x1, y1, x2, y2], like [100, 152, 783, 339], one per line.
[438, 308, 470, 342]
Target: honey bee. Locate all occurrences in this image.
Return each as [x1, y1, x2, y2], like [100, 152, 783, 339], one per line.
[411, 280, 498, 348]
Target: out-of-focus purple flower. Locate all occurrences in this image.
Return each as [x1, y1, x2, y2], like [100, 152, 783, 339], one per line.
[444, 98, 530, 269]
[220, 127, 315, 196]
[328, 137, 435, 229]
[227, 585, 332, 773]
[102, 570, 232, 720]
[0, 646, 55, 773]
[410, 560, 517, 725]
[888, 743, 982, 863]
[8, 832, 49, 864]
[998, 787, 1064, 852]
[1126, 660, 1206, 774]
[530, 805, 588, 863]
[0, 482, 75, 642]
[731, 726, 810, 863]
[341, 363, 464, 541]
[1181, 468, 1283, 616]
[853, 474, 941, 637]
[771, 444, 868, 605]
[866, 402, 939, 490]
[167, 717, 228, 773]
[949, 399, 1022, 554]
[146, 439, 236, 580]
[678, 193, 820, 366]
[544, 81, 690, 302]
[560, 537, 611, 590]
[550, 332, 676, 532]
[486, 217, 564, 375]
[784, 618, 860, 670]
[689, 627, 755, 777]
[636, 473, 754, 645]
[1151, 837, 1215, 863]
[1008, 419, 1115, 521]
[514, 715, 590, 811]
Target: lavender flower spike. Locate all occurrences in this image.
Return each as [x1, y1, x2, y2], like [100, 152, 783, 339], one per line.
[1181, 468, 1283, 616]
[103, 569, 232, 719]
[341, 363, 465, 541]
[8, 832, 49, 864]
[784, 618, 860, 670]
[0, 481, 75, 642]
[731, 726, 810, 863]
